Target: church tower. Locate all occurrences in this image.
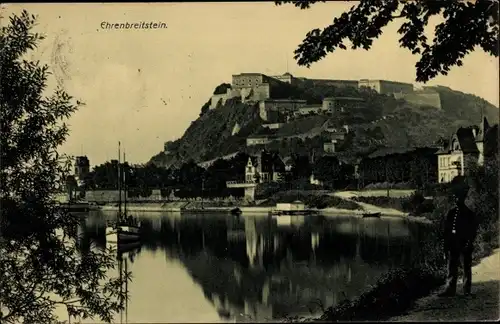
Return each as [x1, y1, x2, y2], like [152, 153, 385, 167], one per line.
[475, 112, 490, 166]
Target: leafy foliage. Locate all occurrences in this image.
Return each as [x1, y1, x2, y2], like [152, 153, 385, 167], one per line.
[199, 99, 211, 117]
[359, 147, 439, 187]
[213, 83, 232, 95]
[276, 0, 499, 82]
[312, 155, 354, 189]
[0, 11, 127, 323]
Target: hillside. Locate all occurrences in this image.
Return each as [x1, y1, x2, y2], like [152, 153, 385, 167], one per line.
[150, 97, 263, 168]
[149, 82, 498, 168]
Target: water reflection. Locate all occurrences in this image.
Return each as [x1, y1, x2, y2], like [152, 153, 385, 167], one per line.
[79, 212, 429, 323]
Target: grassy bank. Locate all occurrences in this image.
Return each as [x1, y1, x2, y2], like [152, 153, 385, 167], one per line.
[351, 191, 434, 216]
[259, 190, 361, 210]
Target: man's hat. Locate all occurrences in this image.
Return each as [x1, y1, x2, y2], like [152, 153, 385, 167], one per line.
[449, 175, 470, 196]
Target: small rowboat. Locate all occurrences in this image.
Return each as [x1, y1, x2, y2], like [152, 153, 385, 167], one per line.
[362, 212, 381, 218]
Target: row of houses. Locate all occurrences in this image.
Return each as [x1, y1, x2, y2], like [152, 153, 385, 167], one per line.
[237, 117, 498, 188]
[436, 117, 497, 183]
[246, 121, 349, 149]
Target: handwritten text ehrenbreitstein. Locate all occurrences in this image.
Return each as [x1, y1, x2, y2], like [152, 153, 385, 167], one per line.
[100, 21, 168, 30]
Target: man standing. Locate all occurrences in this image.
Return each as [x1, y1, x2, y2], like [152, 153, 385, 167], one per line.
[439, 175, 478, 297]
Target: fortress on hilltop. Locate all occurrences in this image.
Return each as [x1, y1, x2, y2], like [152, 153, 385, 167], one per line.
[209, 72, 442, 111]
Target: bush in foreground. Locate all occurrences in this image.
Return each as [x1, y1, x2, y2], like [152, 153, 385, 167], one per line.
[1, 11, 127, 323]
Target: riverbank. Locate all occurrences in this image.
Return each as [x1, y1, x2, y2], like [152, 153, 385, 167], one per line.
[297, 179, 498, 323]
[330, 191, 409, 216]
[285, 249, 498, 323]
[335, 189, 415, 198]
[388, 248, 500, 322]
[95, 202, 431, 224]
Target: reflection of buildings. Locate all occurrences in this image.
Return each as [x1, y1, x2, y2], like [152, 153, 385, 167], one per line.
[82, 212, 422, 322]
[274, 215, 305, 228]
[311, 232, 320, 252]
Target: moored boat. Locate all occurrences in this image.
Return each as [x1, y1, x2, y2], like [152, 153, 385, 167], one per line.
[362, 212, 381, 218]
[230, 207, 242, 216]
[57, 201, 91, 212]
[105, 221, 141, 243]
[269, 201, 319, 216]
[105, 142, 142, 246]
[269, 209, 319, 216]
[107, 237, 142, 254]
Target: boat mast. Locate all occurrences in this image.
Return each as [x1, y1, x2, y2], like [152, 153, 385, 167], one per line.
[123, 150, 127, 218]
[118, 141, 122, 220]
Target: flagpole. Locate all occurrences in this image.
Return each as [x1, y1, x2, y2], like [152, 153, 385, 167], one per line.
[118, 141, 122, 219]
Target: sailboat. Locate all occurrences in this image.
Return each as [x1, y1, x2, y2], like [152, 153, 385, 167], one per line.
[105, 142, 142, 244]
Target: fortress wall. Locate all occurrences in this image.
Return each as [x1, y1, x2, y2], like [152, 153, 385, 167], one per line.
[379, 81, 414, 94]
[311, 79, 359, 88]
[252, 84, 271, 101]
[262, 123, 284, 129]
[403, 92, 442, 109]
[210, 93, 228, 109]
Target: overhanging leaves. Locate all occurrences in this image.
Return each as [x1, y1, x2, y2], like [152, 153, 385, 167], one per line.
[277, 0, 499, 82]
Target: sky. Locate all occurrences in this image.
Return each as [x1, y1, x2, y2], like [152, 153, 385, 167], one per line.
[2, 2, 498, 167]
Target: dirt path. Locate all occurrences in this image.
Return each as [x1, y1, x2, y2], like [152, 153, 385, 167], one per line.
[388, 249, 500, 322]
[331, 191, 408, 216]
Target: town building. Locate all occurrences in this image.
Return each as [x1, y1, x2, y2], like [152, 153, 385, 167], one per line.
[74, 156, 90, 186]
[294, 105, 324, 116]
[244, 151, 285, 183]
[323, 141, 337, 153]
[309, 173, 324, 186]
[282, 156, 294, 172]
[271, 72, 297, 85]
[262, 123, 285, 130]
[259, 99, 307, 122]
[294, 97, 364, 118]
[246, 135, 275, 147]
[358, 79, 414, 95]
[232, 73, 274, 89]
[324, 97, 365, 112]
[210, 73, 282, 109]
[325, 124, 349, 141]
[436, 117, 490, 183]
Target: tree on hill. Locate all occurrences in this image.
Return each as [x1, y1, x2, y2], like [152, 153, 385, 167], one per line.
[291, 154, 312, 180]
[312, 156, 342, 187]
[213, 83, 232, 95]
[199, 99, 212, 117]
[276, 0, 498, 82]
[176, 160, 205, 198]
[0, 11, 127, 323]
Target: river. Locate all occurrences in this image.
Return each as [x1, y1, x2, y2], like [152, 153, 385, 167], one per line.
[73, 211, 430, 323]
